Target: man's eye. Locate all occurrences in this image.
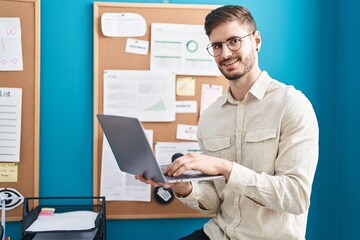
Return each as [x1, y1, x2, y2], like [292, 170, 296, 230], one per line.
[228, 38, 241, 46]
[212, 43, 222, 50]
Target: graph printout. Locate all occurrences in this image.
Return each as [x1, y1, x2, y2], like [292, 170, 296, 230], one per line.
[150, 23, 220, 76]
[103, 70, 176, 122]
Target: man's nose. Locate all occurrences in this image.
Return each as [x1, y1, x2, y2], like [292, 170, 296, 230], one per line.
[220, 44, 233, 58]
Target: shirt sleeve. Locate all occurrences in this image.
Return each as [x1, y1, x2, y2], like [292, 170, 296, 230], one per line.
[175, 181, 222, 215]
[226, 89, 319, 215]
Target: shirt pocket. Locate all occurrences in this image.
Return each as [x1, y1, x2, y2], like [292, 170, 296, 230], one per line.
[244, 128, 278, 174]
[202, 136, 235, 161]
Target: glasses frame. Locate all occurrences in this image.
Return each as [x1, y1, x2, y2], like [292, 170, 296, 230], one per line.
[206, 31, 255, 57]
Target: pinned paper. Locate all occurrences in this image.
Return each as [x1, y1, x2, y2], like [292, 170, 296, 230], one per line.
[101, 13, 146, 37]
[176, 124, 198, 141]
[0, 162, 18, 182]
[0, 88, 22, 162]
[0, 17, 23, 71]
[103, 70, 176, 122]
[144, 129, 153, 150]
[176, 77, 195, 96]
[125, 38, 149, 55]
[200, 84, 223, 114]
[175, 101, 197, 113]
[150, 23, 220, 76]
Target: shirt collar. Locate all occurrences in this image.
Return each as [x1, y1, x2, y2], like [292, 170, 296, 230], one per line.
[221, 71, 271, 105]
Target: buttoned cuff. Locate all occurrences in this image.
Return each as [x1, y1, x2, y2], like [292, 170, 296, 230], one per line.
[226, 163, 258, 194]
[174, 182, 202, 208]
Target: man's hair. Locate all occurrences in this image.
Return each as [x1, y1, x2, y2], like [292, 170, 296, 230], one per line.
[204, 5, 257, 36]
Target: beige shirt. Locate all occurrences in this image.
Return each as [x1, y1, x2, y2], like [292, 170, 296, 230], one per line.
[177, 71, 319, 240]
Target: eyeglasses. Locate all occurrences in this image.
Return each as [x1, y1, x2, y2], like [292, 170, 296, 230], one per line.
[206, 32, 254, 57]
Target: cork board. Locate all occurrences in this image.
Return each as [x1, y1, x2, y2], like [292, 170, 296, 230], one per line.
[0, 0, 40, 221]
[93, 2, 228, 219]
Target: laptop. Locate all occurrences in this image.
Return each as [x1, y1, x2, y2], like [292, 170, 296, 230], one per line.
[96, 114, 224, 183]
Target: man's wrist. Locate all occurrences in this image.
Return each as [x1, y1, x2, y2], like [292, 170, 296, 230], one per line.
[222, 160, 233, 181]
[173, 182, 192, 198]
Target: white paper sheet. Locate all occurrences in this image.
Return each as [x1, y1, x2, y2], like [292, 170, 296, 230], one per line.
[150, 23, 220, 76]
[200, 84, 223, 114]
[26, 211, 98, 232]
[175, 101, 197, 113]
[0, 18, 23, 71]
[100, 130, 152, 201]
[103, 70, 176, 122]
[0, 88, 22, 162]
[125, 38, 149, 55]
[101, 13, 146, 37]
[176, 124, 198, 141]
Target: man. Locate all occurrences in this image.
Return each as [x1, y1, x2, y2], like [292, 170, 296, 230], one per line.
[136, 5, 318, 240]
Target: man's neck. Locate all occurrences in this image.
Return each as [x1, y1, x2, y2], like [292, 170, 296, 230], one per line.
[229, 69, 262, 101]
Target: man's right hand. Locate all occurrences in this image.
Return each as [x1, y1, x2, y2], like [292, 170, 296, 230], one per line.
[135, 174, 192, 197]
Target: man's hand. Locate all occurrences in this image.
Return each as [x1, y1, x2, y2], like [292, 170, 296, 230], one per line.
[135, 174, 193, 197]
[164, 152, 233, 181]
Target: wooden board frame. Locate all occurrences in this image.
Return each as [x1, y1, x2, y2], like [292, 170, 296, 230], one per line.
[93, 2, 228, 219]
[0, 0, 40, 221]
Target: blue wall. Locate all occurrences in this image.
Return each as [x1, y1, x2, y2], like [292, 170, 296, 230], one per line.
[5, 0, 357, 239]
[337, 0, 360, 239]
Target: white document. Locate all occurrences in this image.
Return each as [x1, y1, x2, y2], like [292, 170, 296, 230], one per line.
[176, 124, 198, 141]
[200, 84, 223, 114]
[175, 101, 197, 113]
[26, 211, 98, 232]
[155, 142, 201, 165]
[100, 135, 151, 202]
[150, 23, 220, 76]
[101, 13, 146, 37]
[125, 38, 149, 55]
[0, 18, 23, 71]
[0, 88, 22, 162]
[103, 70, 176, 122]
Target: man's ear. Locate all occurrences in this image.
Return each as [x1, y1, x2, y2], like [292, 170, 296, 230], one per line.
[254, 31, 261, 51]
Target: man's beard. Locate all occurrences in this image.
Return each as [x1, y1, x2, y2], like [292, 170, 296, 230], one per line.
[219, 50, 256, 81]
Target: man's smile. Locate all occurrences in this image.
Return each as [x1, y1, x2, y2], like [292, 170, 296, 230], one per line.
[221, 58, 239, 66]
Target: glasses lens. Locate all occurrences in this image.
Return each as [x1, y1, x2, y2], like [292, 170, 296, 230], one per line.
[227, 38, 242, 51]
[207, 44, 216, 57]
[207, 43, 221, 57]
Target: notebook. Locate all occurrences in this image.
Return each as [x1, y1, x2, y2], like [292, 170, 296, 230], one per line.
[96, 114, 224, 183]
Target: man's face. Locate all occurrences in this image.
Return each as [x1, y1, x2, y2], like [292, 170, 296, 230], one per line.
[209, 21, 257, 81]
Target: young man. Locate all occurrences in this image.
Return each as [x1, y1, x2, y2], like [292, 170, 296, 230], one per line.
[136, 5, 318, 240]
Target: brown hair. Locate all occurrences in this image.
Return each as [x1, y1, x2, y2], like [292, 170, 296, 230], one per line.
[204, 5, 257, 36]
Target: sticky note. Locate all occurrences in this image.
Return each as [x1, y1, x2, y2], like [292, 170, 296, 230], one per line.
[176, 77, 195, 96]
[0, 162, 18, 182]
[39, 208, 55, 216]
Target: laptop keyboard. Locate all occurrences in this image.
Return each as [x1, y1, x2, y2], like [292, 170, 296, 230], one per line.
[161, 165, 209, 179]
